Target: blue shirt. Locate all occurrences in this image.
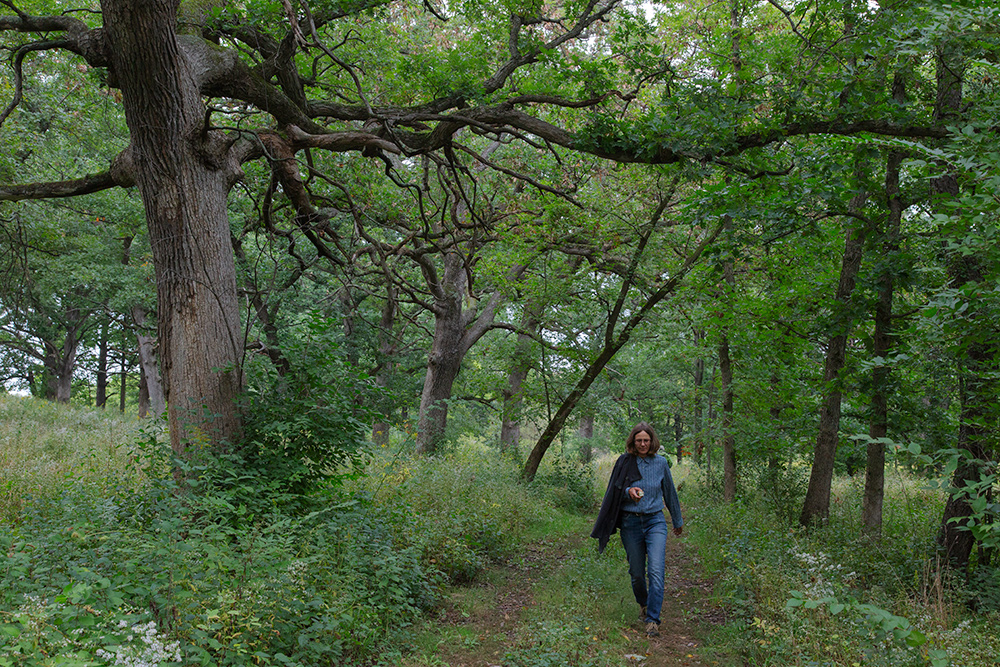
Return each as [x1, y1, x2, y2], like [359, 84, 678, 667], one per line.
[621, 454, 683, 529]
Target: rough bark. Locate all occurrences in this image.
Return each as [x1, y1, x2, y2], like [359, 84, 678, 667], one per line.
[416, 252, 479, 453]
[413, 142, 515, 454]
[103, 0, 244, 454]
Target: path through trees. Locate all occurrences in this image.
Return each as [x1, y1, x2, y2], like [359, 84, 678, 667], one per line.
[415, 519, 721, 667]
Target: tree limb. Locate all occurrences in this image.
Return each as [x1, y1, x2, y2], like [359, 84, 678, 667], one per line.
[0, 171, 119, 201]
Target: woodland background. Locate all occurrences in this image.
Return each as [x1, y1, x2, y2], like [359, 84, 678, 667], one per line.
[1, 0, 1000, 665]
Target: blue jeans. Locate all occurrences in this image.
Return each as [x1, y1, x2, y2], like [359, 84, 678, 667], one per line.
[620, 511, 667, 624]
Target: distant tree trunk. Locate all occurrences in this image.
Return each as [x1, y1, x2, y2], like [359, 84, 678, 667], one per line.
[693, 328, 705, 462]
[132, 305, 165, 418]
[719, 334, 736, 502]
[799, 190, 867, 527]
[372, 285, 399, 446]
[577, 413, 595, 463]
[231, 233, 296, 377]
[674, 410, 683, 462]
[862, 139, 904, 538]
[96, 320, 109, 408]
[719, 215, 737, 503]
[769, 372, 784, 469]
[41, 305, 88, 403]
[500, 306, 541, 456]
[119, 339, 127, 413]
[415, 142, 510, 454]
[706, 365, 716, 476]
[417, 254, 470, 453]
[416, 253, 514, 454]
[340, 286, 362, 367]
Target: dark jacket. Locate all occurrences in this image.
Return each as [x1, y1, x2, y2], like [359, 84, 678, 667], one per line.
[590, 453, 641, 553]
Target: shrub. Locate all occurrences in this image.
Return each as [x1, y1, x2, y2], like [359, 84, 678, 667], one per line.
[687, 463, 1000, 667]
[531, 455, 599, 514]
[354, 442, 544, 584]
[233, 312, 376, 500]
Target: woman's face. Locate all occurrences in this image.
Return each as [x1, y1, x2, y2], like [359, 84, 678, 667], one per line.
[634, 431, 651, 457]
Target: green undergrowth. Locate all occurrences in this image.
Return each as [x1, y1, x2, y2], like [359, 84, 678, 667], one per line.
[0, 396, 597, 667]
[396, 455, 708, 667]
[687, 465, 1000, 666]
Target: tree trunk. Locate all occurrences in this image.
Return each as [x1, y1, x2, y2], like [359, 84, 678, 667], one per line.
[416, 254, 468, 454]
[231, 233, 294, 377]
[769, 372, 784, 469]
[719, 215, 737, 503]
[119, 339, 127, 413]
[719, 334, 737, 502]
[862, 143, 904, 538]
[693, 328, 705, 462]
[137, 364, 150, 418]
[41, 305, 87, 403]
[104, 0, 243, 455]
[799, 206, 867, 527]
[132, 305, 165, 418]
[800, 0, 869, 526]
[414, 246, 517, 454]
[500, 307, 541, 456]
[522, 216, 722, 481]
[674, 410, 683, 462]
[371, 285, 399, 446]
[577, 413, 595, 463]
[96, 320, 109, 408]
[930, 41, 989, 569]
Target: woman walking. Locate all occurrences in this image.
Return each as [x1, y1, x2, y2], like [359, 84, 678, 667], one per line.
[591, 422, 683, 637]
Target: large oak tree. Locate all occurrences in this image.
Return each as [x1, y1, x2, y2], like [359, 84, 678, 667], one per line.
[0, 0, 953, 462]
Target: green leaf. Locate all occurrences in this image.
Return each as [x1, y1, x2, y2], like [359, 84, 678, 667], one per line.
[903, 628, 926, 647]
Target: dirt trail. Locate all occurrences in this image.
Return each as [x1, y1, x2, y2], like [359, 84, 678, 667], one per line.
[428, 528, 722, 667]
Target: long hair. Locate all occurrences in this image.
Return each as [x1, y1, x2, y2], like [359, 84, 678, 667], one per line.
[625, 422, 661, 456]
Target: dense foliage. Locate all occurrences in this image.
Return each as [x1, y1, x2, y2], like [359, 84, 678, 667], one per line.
[2, 0, 1000, 663]
[0, 395, 586, 666]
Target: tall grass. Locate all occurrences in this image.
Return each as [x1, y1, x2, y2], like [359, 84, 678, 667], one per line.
[0, 394, 146, 523]
[687, 463, 1000, 666]
[0, 396, 590, 667]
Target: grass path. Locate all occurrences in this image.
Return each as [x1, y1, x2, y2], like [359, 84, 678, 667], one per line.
[401, 513, 727, 667]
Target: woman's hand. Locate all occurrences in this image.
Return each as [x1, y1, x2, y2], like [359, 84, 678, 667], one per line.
[628, 487, 643, 501]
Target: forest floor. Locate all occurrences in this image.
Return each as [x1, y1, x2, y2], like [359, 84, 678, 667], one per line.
[405, 516, 726, 667]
